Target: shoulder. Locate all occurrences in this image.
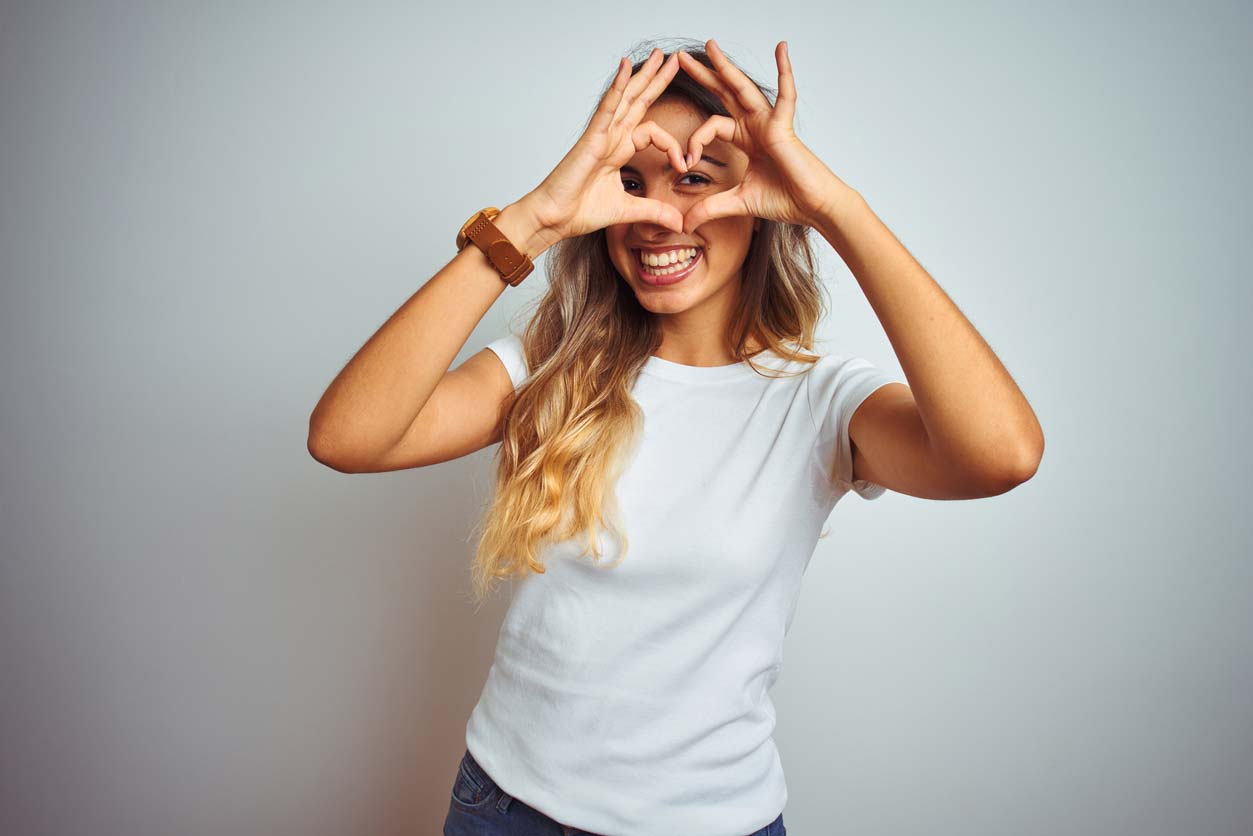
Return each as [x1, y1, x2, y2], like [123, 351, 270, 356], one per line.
[484, 331, 530, 390]
[804, 350, 896, 424]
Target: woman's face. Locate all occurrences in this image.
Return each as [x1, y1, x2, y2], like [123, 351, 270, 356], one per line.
[605, 97, 756, 319]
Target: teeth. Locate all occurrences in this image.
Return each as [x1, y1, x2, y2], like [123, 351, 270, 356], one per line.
[637, 247, 699, 270]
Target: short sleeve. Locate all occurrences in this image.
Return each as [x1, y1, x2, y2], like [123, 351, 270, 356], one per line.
[806, 353, 904, 501]
[484, 332, 530, 390]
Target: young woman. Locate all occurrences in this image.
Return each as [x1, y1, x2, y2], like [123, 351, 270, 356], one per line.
[309, 38, 1044, 836]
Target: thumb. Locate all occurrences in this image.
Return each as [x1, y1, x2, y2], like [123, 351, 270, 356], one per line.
[620, 196, 685, 235]
[681, 188, 745, 235]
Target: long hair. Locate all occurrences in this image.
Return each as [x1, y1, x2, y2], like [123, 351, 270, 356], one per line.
[467, 37, 833, 607]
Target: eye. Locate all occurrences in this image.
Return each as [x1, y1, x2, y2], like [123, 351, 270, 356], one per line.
[621, 173, 711, 192]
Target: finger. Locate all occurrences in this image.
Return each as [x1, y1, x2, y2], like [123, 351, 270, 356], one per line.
[633, 120, 690, 175]
[676, 50, 745, 120]
[587, 56, 633, 134]
[621, 51, 681, 130]
[682, 185, 747, 234]
[705, 39, 772, 115]
[683, 114, 735, 171]
[621, 195, 685, 235]
[611, 48, 666, 127]
[773, 42, 797, 130]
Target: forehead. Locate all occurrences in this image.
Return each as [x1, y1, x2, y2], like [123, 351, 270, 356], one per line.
[642, 97, 707, 135]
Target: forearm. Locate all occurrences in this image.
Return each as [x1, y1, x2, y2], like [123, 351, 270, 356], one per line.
[307, 197, 555, 469]
[811, 188, 1044, 480]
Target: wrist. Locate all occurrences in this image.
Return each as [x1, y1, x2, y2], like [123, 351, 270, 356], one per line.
[496, 196, 561, 258]
[809, 185, 867, 242]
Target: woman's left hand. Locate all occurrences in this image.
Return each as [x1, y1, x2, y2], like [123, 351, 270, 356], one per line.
[677, 41, 854, 234]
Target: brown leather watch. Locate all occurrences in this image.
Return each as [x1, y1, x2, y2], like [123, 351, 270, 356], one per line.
[456, 206, 535, 287]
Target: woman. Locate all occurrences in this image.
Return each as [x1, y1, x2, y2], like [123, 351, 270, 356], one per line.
[309, 37, 1044, 836]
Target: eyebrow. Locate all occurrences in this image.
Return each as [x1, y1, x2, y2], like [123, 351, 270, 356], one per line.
[621, 153, 728, 175]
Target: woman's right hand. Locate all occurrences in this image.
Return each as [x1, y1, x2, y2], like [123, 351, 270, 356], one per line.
[522, 49, 691, 243]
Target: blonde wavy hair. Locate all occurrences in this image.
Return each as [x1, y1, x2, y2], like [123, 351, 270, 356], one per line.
[468, 38, 835, 606]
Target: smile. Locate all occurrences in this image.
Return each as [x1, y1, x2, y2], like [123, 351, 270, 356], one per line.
[633, 247, 702, 286]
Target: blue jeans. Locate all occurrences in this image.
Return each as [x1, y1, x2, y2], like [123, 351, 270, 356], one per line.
[443, 748, 786, 836]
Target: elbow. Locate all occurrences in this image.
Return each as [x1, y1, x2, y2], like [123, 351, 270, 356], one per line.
[1016, 426, 1045, 481]
[307, 408, 357, 473]
[993, 433, 1045, 493]
[308, 434, 344, 472]
[307, 430, 361, 474]
[967, 431, 1044, 497]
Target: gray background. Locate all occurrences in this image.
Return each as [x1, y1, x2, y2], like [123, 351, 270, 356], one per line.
[2, 1, 1250, 834]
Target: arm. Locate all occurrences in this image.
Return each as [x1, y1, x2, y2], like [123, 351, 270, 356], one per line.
[813, 188, 1045, 498]
[306, 198, 555, 472]
[308, 50, 694, 472]
[669, 39, 1040, 497]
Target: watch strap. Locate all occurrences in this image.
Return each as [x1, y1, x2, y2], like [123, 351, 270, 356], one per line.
[457, 207, 534, 287]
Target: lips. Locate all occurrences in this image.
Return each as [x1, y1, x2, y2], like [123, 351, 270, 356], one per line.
[632, 247, 702, 286]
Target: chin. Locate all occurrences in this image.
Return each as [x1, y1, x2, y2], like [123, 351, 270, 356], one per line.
[633, 292, 697, 315]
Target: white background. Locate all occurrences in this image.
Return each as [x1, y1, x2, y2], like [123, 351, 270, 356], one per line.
[1, 1, 1249, 834]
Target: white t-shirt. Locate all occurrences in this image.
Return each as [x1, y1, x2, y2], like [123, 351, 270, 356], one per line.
[465, 332, 902, 836]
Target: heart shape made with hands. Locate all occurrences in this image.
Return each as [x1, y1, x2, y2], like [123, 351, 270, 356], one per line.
[621, 118, 693, 235]
[625, 112, 785, 239]
[610, 41, 849, 240]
